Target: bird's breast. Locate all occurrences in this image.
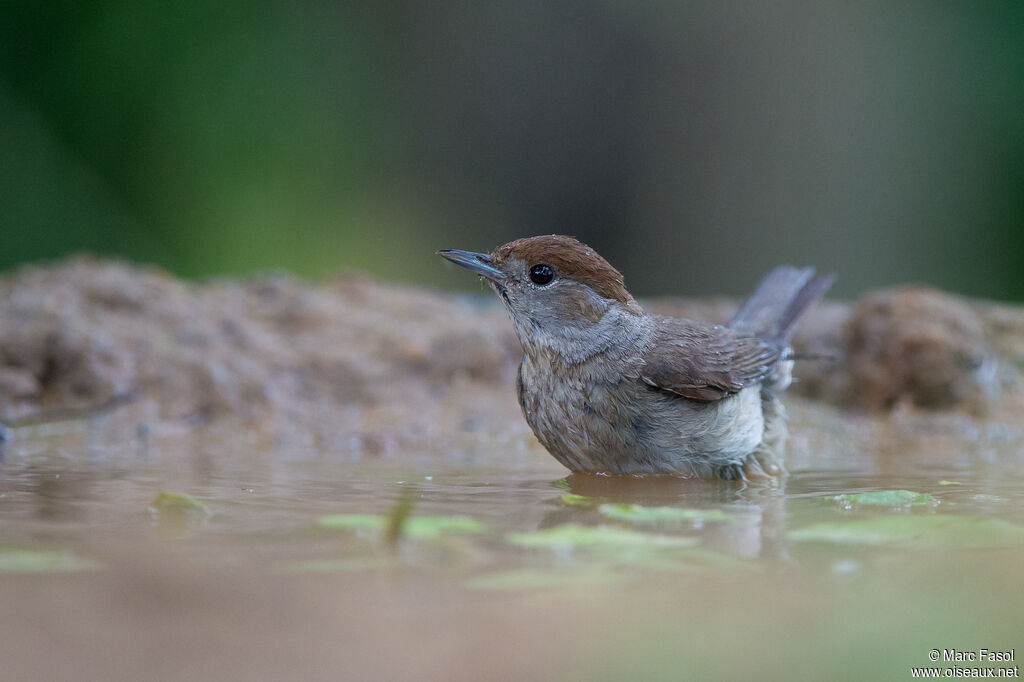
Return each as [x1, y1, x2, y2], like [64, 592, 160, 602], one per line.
[516, 353, 663, 471]
[517, 353, 766, 474]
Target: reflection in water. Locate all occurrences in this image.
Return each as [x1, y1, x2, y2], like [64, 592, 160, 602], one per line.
[537, 474, 787, 560]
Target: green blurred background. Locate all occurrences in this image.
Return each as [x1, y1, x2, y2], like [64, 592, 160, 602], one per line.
[2, 1, 1022, 299]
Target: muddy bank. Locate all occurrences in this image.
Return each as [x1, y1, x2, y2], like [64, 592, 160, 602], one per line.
[1, 256, 1022, 454]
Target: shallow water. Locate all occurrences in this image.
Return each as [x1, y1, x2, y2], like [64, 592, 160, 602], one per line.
[1, 402, 1022, 681]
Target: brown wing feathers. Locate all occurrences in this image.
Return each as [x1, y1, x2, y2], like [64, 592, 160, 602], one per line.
[643, 264, 832, 402]
[640, 319, 782, 402]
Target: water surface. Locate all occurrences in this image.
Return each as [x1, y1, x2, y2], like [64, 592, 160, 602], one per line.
[1, 401, 1021, 681]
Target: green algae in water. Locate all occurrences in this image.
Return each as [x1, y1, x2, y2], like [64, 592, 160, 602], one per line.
[598, 503, 730, 524]
[507, 524, 698, 549]
[391, 516, 487, 538]
[560, 493, 596, 506]
[788, 515, 1024, 549]
[501, 525, 748, 579]
[314, 514, 486, 538]
[150, 491, 210, 516]
[149, 492, 212, 530]
[314, 514, 382, 531]
[0, 548, 99, 573]
[833, 490, 934, 509]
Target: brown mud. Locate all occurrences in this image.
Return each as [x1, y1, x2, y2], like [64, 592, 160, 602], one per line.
[1, 256, 1021, 453]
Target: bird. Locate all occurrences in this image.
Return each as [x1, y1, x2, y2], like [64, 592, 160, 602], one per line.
[438, 235, 833, 480]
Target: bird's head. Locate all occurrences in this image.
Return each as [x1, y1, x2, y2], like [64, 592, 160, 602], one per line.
[438, 235, 645, 361]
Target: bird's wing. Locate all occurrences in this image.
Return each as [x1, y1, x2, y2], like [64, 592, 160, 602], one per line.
[639, 317, 783, 402]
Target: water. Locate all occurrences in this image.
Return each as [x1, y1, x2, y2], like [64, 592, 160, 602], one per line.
[0, 402, 1022, 681]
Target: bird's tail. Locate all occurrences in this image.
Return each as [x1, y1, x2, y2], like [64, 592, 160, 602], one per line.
[729, 266, 835, 344]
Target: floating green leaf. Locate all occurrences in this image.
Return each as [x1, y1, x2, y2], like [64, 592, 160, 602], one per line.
[315, 514, 383, 531]
[560, 493, 596, 506]
[506, 523, 698, 549]
[403, 516, 486, 537]
[149, 491, 211, 525]
[938, 480, 962, 486]
[788, 515, 1024, 549]
[150, 491, 209, 513]
[504, 525, 750, 576]
[314, 514, 486, 538]
[598, 503, 730, 524]
[833, 490, 934, 509]
[0, 548, 99, 573]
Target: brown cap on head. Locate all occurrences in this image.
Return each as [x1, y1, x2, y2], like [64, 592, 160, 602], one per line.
[490, 235, 634, 306]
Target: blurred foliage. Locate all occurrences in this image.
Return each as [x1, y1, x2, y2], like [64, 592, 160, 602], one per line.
[1, 1, 1023, 298]
[1, 1, 405, 279]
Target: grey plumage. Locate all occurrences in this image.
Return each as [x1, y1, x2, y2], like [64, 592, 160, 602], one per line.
[731, 266, 836, 343]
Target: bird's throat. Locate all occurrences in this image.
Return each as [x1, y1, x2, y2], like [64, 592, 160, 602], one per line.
[513, 305, 654, 366]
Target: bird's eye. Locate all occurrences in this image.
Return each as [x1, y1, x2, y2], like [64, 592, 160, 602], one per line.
[529, 264, 555, 286]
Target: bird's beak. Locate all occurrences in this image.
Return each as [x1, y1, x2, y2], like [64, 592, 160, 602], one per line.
[436, 249, 506, 282]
